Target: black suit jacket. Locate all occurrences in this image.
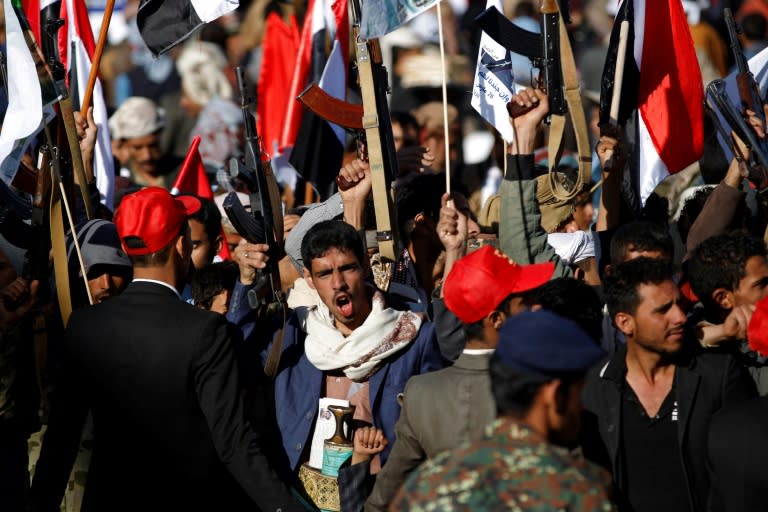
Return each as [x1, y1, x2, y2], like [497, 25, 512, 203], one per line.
[29, 281, 301, 512]
[581, 344, 756, 511]
[707, 396, 768, 512]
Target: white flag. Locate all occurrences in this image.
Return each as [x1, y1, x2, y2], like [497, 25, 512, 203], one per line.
[360, 0, 440, 39]
[0, 0, 43, 185]
[470, 0, 515, 143]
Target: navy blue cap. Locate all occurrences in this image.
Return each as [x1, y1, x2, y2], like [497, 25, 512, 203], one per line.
[496, 310, 604, 380]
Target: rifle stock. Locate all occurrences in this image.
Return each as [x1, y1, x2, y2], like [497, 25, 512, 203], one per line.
[298, 83, 364, 130]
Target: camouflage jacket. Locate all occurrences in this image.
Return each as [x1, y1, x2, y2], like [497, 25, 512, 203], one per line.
[390, 418, 614, 511]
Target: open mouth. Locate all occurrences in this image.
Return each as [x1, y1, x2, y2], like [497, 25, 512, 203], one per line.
[335, 294, 353, 318]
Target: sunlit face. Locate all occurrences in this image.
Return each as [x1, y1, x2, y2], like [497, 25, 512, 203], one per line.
[87, 270, 129, 304]
[189, 218, 215, 270]
[305, 248, 371, 336]
[625, 280, 687, 356]
[733, 255, 768, 308]
[125, 133, 161, 176]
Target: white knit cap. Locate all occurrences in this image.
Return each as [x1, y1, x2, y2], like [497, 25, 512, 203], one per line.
[108, 97, 166, 139]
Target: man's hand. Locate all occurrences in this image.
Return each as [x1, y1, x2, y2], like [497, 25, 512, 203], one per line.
[0, 278, 39, 333]
[74, 107, 97, 184]
[234, 240, 270, 286]
[351, 426, 388, 465]
[396, 146, 435, 176]
[724, 304, 755, 341]
[596, 129, 626, 175]
[508, 88, 549, 155]
[283, 213, 301, 238]
[437, 193, 468, 254]
[338, 159, 372, 229]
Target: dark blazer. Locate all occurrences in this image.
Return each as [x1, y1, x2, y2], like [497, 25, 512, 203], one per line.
[581, 344, 756, 511]
[707, 396, 768, 512]
[29, 281, 302, 512]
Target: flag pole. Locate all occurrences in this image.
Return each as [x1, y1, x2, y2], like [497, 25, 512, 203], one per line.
[436, 1, 451, 196]
[600, 19, 629, 175]
[80, 0, 115, 114]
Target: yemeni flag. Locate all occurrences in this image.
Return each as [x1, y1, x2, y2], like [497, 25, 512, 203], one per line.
[136, 0, 239, 56]
[601, 0, 704, 205]
[290, 39, 347, 200]
[280, 0, 349, 151]
[57, 0, 116, 209]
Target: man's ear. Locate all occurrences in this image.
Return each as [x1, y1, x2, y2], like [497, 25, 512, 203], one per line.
[303, 267, 316, 289]
[712, 288, 734, 311]
[614, 311, 635, 337]
[175, 234, 187, 259]
[487, 310, 506, 330]
[214, 234, 223, 256]
[540, 379, 561, 413]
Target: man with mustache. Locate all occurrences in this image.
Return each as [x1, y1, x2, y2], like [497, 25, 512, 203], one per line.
[581, 257, 756, 512]
[232, 219, 443, 504]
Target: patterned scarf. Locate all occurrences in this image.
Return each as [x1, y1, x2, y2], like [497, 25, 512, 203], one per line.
[299, 291, 423, 381]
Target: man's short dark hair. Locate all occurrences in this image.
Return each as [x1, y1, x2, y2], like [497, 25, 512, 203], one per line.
[742, 13, 767, 40]
[396, 173, 444, 247]
[490, 357, 581, 417]
[688, 231, 767, 310]
[609, 221, 674, 265]
[604, 258, 676, 318]
[528, 278, 603, 342]
[191, 261, 238, 309]
[489, 357, 547, 416]
[301, 220, 366, 271]
[130, 223, 187, 268]
[184, 195, 222, 246]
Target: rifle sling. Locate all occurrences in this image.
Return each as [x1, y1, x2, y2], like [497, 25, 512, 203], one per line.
[356, 40, 397, 262]
[263, 305, 286, 378]
[47, 144, 73, 326]
[546, 5, 592, 202]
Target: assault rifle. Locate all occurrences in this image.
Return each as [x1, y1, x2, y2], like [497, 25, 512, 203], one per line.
[475, 0, 566, 119]
[475, 0, 592, 200]
[222, 67, 285, 314]
[706, 80, 768, 189]
[705, 8, 768, 190]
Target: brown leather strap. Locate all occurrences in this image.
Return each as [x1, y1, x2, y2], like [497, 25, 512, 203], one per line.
[356, 37, 398, 262]
[545, 4, 592, 202]
[263, 305, 286, 378]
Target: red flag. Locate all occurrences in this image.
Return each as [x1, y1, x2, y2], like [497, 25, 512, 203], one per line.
[172, 136, 212, 199]
[257, 12, 301, 154]
[171, 136, 231, 260]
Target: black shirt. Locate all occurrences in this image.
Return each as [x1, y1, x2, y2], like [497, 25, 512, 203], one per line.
[620, 380, 691, 512]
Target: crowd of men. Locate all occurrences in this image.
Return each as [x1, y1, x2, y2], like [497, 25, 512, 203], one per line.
[3, 0, 768, 511]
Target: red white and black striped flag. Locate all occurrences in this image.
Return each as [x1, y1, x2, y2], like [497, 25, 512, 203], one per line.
[136, 0, 239, 56]
[601, 0, 704, 205]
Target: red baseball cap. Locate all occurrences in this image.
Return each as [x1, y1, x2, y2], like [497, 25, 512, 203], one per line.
[114, 187, 201, 256]
[749, 296, 768, 356]
[443, 245, 555, 324]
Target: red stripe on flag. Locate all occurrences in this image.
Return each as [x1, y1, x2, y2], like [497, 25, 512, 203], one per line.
[638, 0, 703, 174]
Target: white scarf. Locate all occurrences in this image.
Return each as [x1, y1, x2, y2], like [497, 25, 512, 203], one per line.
[299, 292, 423, 381]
